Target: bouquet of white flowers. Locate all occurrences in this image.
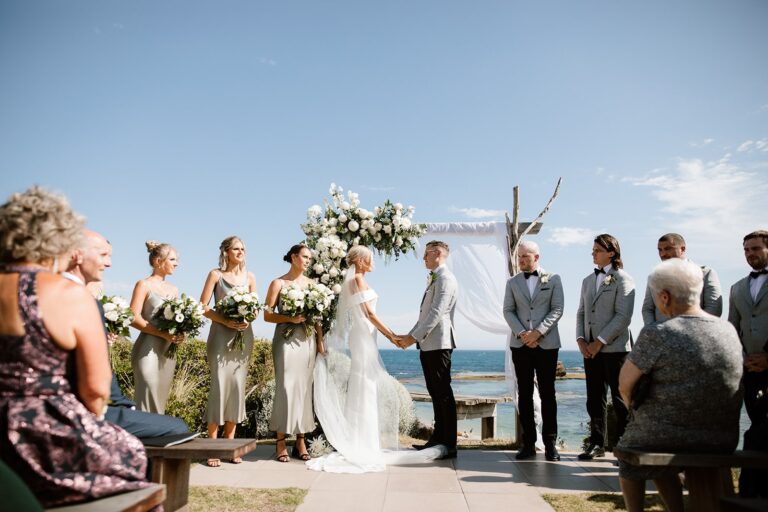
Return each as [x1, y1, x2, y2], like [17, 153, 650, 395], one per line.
[100, 295, 134, 341]
[301, 183, 426, 332]
[277, 281, 335, 339]
[214, 285, 263, 351]
[153, 294, 207, 357]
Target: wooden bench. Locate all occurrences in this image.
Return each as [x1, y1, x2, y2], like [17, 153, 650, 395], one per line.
[46, 484, 166, 512]
[410, 393, 513, 440]
[144, 438, 257, 512]
[613, 448, 768, 512]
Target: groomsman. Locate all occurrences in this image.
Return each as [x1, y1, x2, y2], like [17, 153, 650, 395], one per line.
[576, 234, 634, 460]
[641, 233, 722, 324]
[728, 230, 768, 497]
[503, 241, 564, 461]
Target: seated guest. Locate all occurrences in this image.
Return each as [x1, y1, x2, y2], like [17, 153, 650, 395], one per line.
[617, 258, 743, 512]
[64, 229, 189, 439]
[0, 187, 150, 508]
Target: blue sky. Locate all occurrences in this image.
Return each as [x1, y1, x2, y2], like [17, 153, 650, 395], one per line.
[1, 1, 766, 349]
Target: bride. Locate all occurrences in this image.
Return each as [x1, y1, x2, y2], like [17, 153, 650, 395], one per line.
[308, 246, 446, 473]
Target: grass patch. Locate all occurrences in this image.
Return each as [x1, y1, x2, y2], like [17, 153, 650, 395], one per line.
[189, 486, 307, 512]
[542, 492, 678, 511]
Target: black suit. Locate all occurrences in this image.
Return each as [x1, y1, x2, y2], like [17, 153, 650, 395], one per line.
[96, 302, 189, 439]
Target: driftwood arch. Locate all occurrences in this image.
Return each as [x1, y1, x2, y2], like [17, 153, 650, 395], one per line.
[505, 177, 563, 276]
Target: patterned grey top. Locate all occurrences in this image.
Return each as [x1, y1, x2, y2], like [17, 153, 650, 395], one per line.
[618, 314, 744, 452]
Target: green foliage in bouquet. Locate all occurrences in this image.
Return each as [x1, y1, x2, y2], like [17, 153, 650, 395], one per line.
[301, 183, 427, 332]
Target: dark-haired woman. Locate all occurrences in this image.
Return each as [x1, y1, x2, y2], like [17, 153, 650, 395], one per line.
[199, 236, 258, 467]
[130, 240, 182, 414]
[263, 244, 323, 462]
[576, 233, 635, 460]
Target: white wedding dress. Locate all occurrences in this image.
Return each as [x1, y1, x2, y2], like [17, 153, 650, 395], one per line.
[308, 265, 446, 473]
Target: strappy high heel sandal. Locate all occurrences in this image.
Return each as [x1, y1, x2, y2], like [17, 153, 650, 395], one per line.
[292, 434, 311, 461]
[275, 435, 289, 463]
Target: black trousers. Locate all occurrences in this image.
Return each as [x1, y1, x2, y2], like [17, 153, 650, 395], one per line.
[420, 349, 457, 449]
[511, 346, 558, 447]
[739, 370, 768, 498]
[584, 351, 629, 447]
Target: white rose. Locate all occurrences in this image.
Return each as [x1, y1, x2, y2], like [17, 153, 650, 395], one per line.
[383, 225, 392, 234]
[400, 217, 412, 229]
[313, 263, 325, 274]
[341, 201, 350, 210]
[374, 222, 382, 231]
[329, 217, 338, 227]
[395, 237, 403, 246]
[104, 310, 119, 322]
[122, 318, 132, 327]
[338, 214, 348, 223]
[308, 205, 322, 218]
[164, 306, 174, 320]
[321, 274, 330, 284]
[103, 302, 116, 312]
[348, 220, 359, 232]
[394, 202, 403, 211]
[332, 284, 342, 294]
[175, 313, 185, 323]
[374, 234, 382, 242]
[317, 303, 325, 311]
[287, 289, 302, 300]
[238, 305, 248, 316]
[329, 267, 339, 278]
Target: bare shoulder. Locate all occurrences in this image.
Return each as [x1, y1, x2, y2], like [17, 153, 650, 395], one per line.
[354, 273, 369, 291]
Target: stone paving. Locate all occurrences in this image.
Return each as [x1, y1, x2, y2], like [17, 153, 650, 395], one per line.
[190, 445, 623, 512]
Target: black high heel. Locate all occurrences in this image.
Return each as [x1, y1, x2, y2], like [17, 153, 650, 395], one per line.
[292, 434, 311, 461]
[275, 435, 289, 463]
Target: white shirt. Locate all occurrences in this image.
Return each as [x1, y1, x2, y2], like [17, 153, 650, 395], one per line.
[525, 268, 540, 298]
[61, 272, 84, 286]
[595, 264, 612, 293]
[751, 268, 768, 302]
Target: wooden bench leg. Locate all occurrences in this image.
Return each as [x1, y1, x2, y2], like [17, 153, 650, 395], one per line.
[481, 415, 496, 440]
[151, 457, 191, 512]
[686, 467, 725, 512]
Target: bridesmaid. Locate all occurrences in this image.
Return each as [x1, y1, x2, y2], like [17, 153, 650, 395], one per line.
[199, 236, 258, 467]
[130, 240, 182, 414]
[264, 244, 324, 462]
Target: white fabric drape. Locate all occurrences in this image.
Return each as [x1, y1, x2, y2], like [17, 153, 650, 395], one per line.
[422, 222, 543, 448]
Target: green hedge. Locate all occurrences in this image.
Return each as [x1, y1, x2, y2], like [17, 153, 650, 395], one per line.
[110, 338, 418, 439]
[110, 337, 275, 437]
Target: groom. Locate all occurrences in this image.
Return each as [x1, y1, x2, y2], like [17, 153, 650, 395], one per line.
[396, 240, 458, 459]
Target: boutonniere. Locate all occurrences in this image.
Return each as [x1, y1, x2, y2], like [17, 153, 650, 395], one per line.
[427, 271, 437, 286]
[603, 274, 615, 286]
[540, 273, 550, 284]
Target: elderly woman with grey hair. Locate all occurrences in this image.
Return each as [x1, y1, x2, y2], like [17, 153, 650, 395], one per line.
[617, 258, 744, 512]
[0, 187, 149, 507]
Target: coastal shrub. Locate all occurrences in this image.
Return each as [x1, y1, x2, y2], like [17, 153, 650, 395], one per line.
[110, 337, 276, 437]
[110, 338, 416, 439]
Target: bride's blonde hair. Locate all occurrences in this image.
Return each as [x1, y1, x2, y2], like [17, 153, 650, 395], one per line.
[345, 245, 372, 267]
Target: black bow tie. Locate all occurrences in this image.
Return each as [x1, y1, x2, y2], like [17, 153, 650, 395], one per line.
[594, 268, 606, 276]
[524, 270, 539, 279]
[750, 269, 768, 279]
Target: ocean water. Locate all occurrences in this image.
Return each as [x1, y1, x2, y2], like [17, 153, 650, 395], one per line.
[381, 349, 749, 450]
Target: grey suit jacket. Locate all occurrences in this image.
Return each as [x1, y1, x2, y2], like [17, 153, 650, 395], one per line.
[728, 275, 768, 355]
[503, 269, 564, 350]
[642, 262, 722, 325]
[576, 268, 635, 353]
[409, 265, 458, 351]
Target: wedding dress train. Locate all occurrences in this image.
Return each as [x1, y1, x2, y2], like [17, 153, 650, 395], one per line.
[308, 265, 446, 473]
